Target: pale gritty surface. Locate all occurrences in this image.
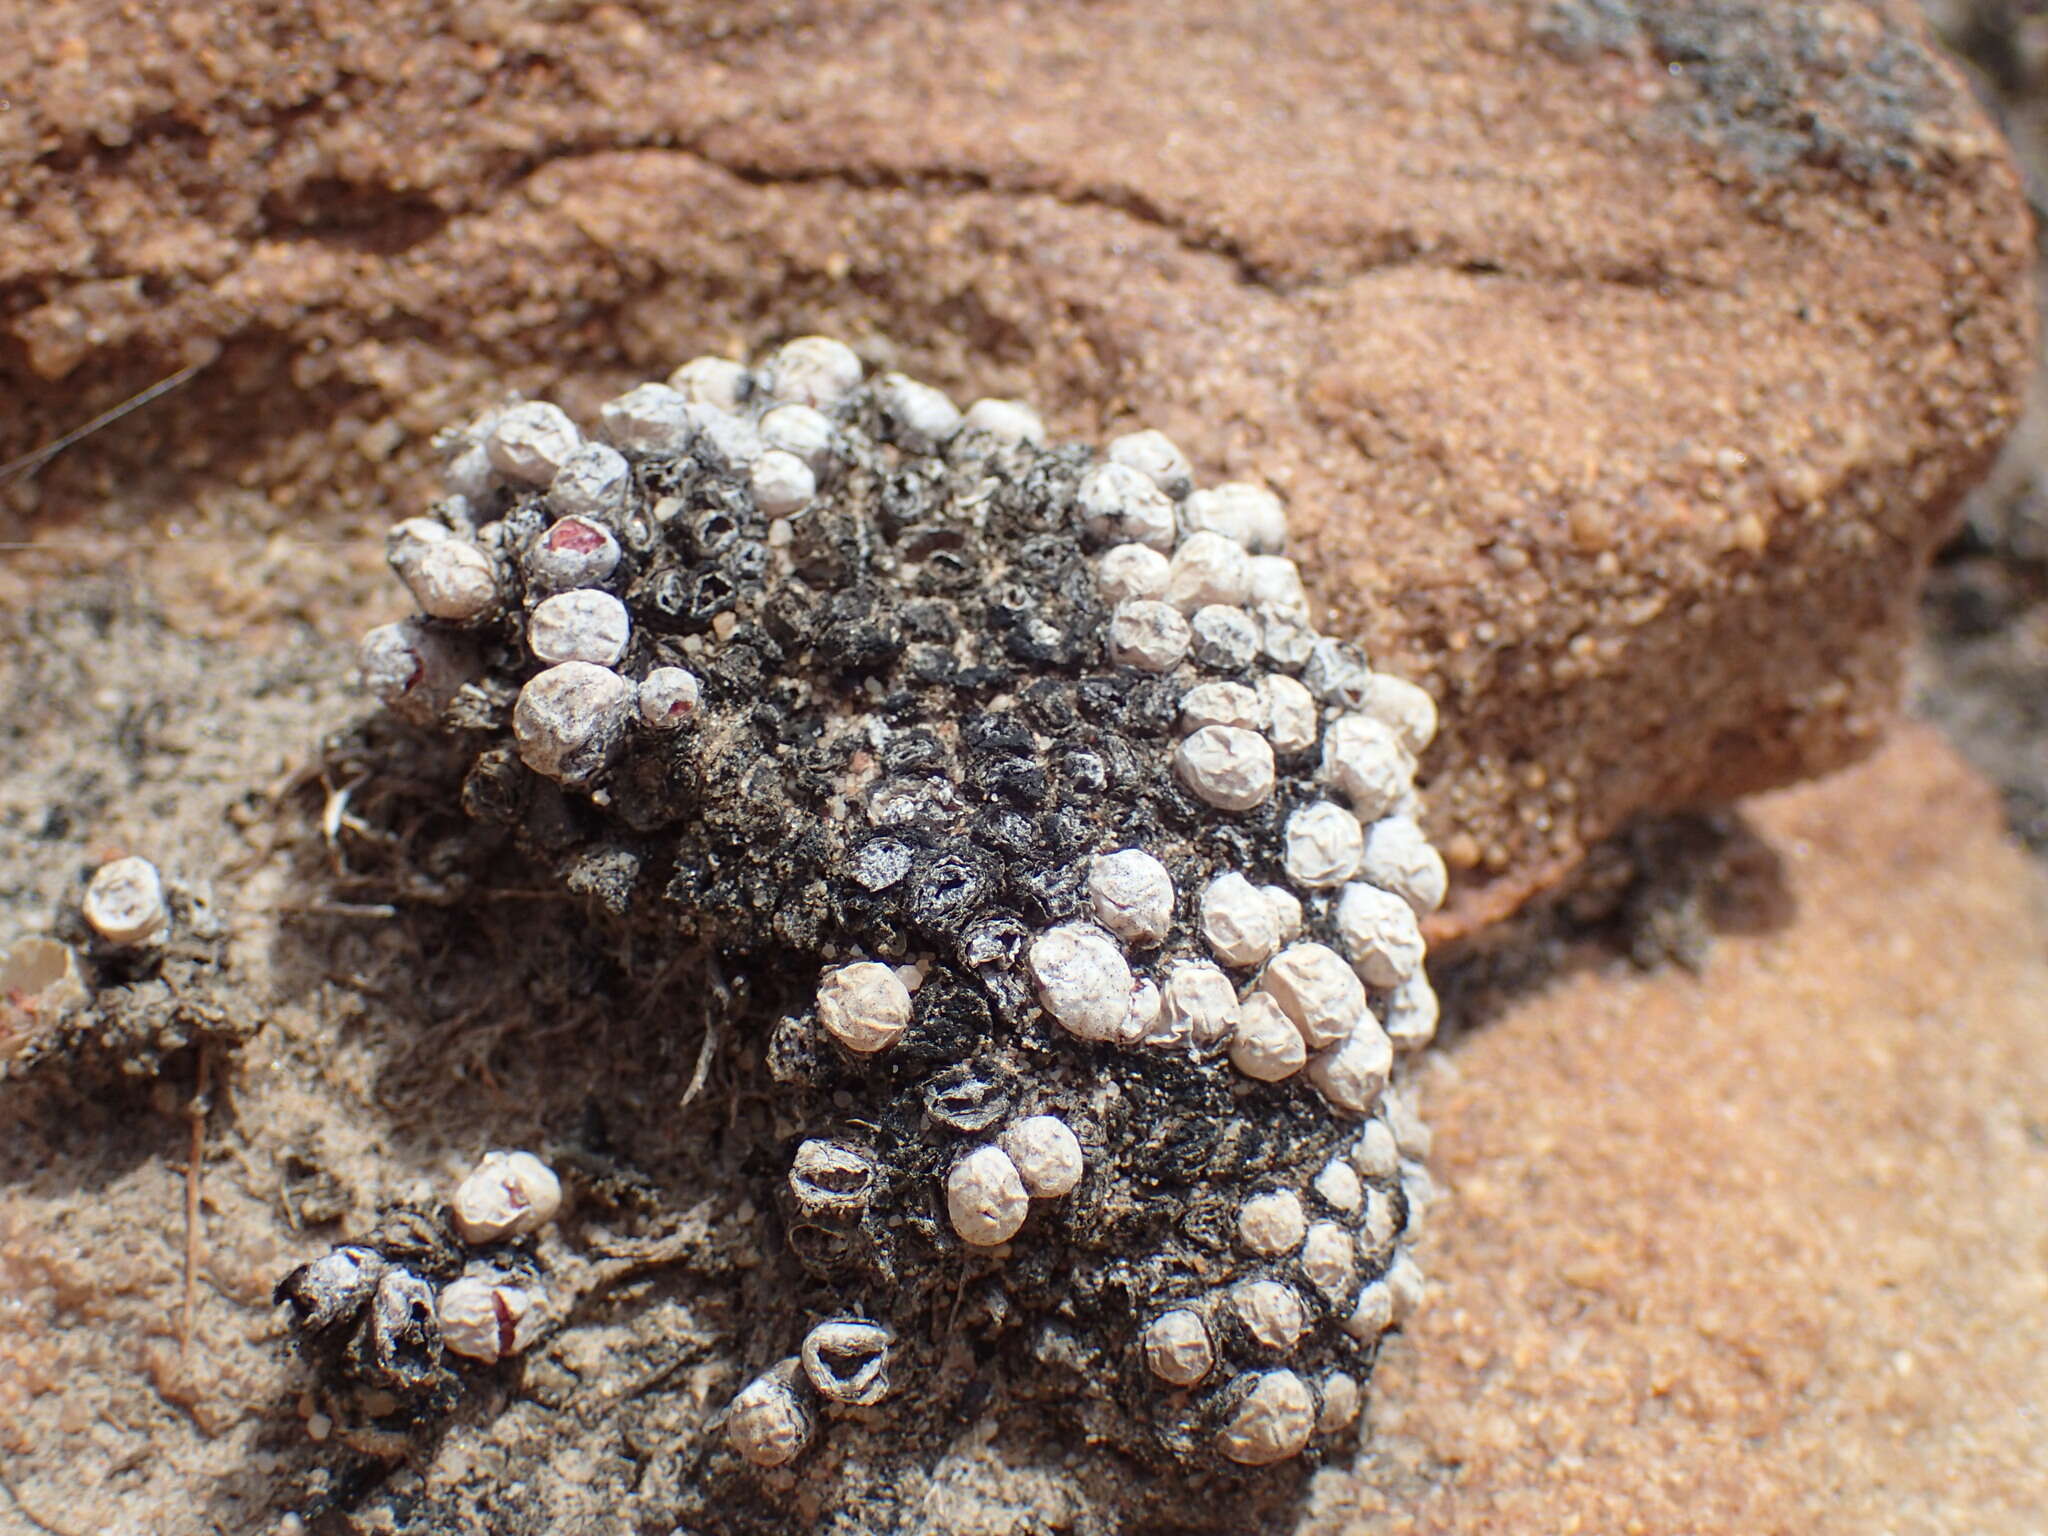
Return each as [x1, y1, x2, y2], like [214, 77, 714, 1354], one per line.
[1, 567, 2042, 1533]
[1306, 724, 2048, 1535]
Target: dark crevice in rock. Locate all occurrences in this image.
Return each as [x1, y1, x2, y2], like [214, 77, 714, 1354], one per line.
[1430, 806, 1795, 1046]
[257, 177, 455, 257]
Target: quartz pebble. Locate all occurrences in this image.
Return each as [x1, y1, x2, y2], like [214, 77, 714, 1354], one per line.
[1343, 1280, 1395, 1341]
[1322, 715, 1413, 818]
[764, 336, 863, 408]
[1384, 972, 1440, 1049]
[668, 356, 750, 412]
[487, 401, 582, 484]
[1300, 1222, 1357, 1305]
[1029, 923, 1133, 1042]
[513, 662, 635, 785]
[1334, 881, 1426, 987]
[400, 539, 497, 623]
[1384, 1086, 1434, 1160]
[1312, 1158, 1363, 1213]
[1228, 993, 1308, 1081]
[1175, 726, 1276, 811]
[441, 419, 499, 500]
[1087, 849, 1176, 946]
[1107, 428, 1192, 498]
[759, 403, 837, 472]
[750, 449, 816, 517]
[1078, 462, 1177, 551]
[1245, 555, 1310, 621]
[1307, 1020, 1395, 1115]
[1164, 531, 1251, 612]
[524, 516, 621, 592]
[82, 857, 168, 945]
[1181, 681, 1264, 734]
[636, 667, 701, 730]
[1302, 637, 1374, 709]
[1402, 1162, 1436, 1239]
[600, 383, 695, 455]
[1261, 943, 1368, 1049]
[999, 1116, 1085, 1198]
[528, 589, 631, 667]
[1201, 872, 1282, 968]
[549, 442, 631, 518]
[1237, 1191, 1307, 1257]
[358, 618, 473, 724]
[815, 961, 913, 1053]
[1230, 1280, 1308, 1353]
[1261, 613, 1317, 670]
[946, 1145, 1030, 1246]
[437, 1269, 546, 1363]
[1144, 1309, 1215, 1387]
[874, 372, 962, 451]
[692, 407, 763, 470]
[1350, 1120, 1402, 1181]
[960, 397, 1045, 445]
[1217, 1370, 1315, 1465]
[1317, 1371, 1362, 1436]
[1189, 604, 1261, 671]
[727, 1363, 814, 1467]
[1096, 543, 1171, 603]
[1261, 885, 1305, 945]
[1182, 483, 1287, 553]
[1358, 1186, 1401, 1263]
[1258, 674, 1318, 753]
[1108, 600, 1192, 672]
[1158, 960, 1242, 1050]
[1361, 815, 1451, 914]
[451, 1151, 562, 1245]
[388, 520, 498, 622]
[1283, 801, 1365, 889]
[1385, 1252, 1428, 1323]
[1361, 672, 1439, 753]
[1120, 977, 1164, 1045]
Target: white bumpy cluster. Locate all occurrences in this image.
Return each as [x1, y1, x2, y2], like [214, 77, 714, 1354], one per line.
[353, 338, 1449, 1476]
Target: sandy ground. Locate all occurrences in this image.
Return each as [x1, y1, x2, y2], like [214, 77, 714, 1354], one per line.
[0, 572, 2042, 1533]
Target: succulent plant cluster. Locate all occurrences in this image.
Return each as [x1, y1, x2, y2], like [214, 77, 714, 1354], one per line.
[291, 338, 1450, 1474]
[274, 1151, 559, 1444]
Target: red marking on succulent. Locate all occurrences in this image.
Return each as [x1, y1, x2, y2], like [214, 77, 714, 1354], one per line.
[493, 1289, 518, 1358]
[548, 518, 608, 554]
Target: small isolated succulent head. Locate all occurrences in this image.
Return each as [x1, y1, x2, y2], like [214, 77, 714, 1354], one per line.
[81, 856, 169, 946]
[276, 1150, 562, 1429]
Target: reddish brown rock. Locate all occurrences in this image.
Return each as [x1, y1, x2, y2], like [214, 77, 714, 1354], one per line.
[0, 0, 2032, 925]
[1309, 723, 2048, 1533]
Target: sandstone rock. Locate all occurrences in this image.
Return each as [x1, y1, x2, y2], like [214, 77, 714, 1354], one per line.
[1308, 725, 2048, 1533]
[0, 2, 2031, 924]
